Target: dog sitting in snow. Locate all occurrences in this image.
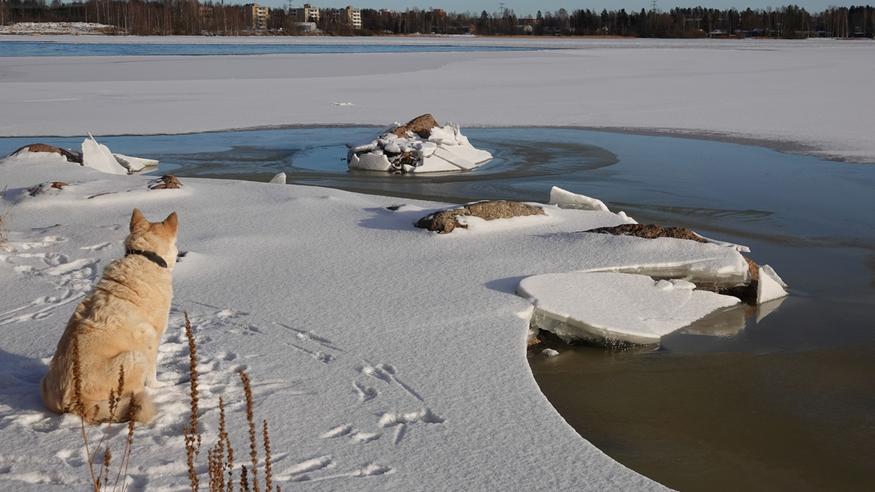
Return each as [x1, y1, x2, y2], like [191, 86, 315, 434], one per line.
[41, 209, 179, 423]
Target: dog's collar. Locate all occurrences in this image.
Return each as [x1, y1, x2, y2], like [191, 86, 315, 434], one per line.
[125, 248, 168, 269]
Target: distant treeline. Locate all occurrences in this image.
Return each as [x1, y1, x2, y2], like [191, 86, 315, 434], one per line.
[2, 1, 874, 38]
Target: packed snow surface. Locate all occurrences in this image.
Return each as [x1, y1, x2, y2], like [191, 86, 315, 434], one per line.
[0, 153, 772, 489]
[1, 38, 874, 162]
[519, 272, 741, 345]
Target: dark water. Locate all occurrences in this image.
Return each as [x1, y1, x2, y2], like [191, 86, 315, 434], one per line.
[2, 128, 873, 490]
[0, 41, 539, 57]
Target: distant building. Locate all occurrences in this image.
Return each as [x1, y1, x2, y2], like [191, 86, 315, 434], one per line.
[243, 3, 269, 31]
[345, 6, 362, 30]
[290, 3, 320, 24]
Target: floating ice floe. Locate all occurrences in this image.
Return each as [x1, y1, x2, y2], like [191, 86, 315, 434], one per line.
[347, 114, 492, 174]
[518, 271, 740, 346]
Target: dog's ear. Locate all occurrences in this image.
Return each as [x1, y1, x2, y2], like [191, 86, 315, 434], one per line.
[163, 212, 178, 234]
[130, 208, 149, 233]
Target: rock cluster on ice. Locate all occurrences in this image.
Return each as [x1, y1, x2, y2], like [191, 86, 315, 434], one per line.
[347, 114, 492, 174]
[9, 136, 157, 175]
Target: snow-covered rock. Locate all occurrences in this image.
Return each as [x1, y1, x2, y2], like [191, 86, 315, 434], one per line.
[549, 186, 610, 212]
[518, 272, 740, 345]
[757, 265, 789, 304]
[348, 114, 492, 173]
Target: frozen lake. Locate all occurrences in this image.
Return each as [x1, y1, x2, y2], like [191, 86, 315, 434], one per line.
[0, 40, 541, 57]
[1, 127, 873, 489]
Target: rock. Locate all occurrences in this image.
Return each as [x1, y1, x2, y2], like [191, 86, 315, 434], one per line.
[416, 200, 545, 234]
[585, 223, 708, 243]
[392, 113, 439, 138]
[27, 181, 68, 196]
[148, 175, 183, 190]
[541, 348, 560, 357]
[11, 144, 82, 164]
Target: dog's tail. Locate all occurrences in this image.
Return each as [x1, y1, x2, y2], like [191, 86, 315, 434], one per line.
[87, 391, 156, 424]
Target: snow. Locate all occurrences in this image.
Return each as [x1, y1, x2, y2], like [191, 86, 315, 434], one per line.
[757, 265, 789, 304]
[2, 38, 874, 162]
[348, 123, 492, 173]
[549, 186, 610, 212]
[0, 154, 772, 489]
[0, 22, 116, 35]
[518, 272, 740, 345]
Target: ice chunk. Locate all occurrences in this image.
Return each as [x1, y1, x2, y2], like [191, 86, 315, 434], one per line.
[269, 172, 287, 184]
[541, 348, 560, 357]
[349, 152, 393, 172]
[112, 153, 158, 172]
[694, 233, 751, 253]
[81, 135, 127, 175]
[518, 271, 740, 345]
[548, 186, 610, 212]
[757, 265, 789, 304]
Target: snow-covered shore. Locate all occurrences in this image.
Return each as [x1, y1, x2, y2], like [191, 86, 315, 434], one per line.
[0, 152, 765, 488]
[1, 38, 874, 162]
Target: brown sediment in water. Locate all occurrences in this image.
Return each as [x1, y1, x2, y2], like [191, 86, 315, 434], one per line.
[530, 339, 875, 491]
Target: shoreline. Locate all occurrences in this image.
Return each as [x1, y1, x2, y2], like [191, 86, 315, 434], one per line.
[4, 124, 871, 166]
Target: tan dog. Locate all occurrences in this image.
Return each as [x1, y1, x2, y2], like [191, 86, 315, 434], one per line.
[41, 209, 179, 423]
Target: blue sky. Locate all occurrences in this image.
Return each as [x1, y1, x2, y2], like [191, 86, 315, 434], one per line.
[268, 1, 865, 15]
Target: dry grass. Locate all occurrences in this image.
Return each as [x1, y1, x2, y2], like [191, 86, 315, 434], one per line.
[71, 311, 280, 491]
[184, 312, 201, 492]
[240, 371, 260, 492]
[183, 311, 279, 492]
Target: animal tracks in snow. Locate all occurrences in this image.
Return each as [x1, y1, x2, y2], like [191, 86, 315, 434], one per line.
[0, 234, 99, 326]
[0, 225, 440, 486]
[358, 362, 424, 402]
